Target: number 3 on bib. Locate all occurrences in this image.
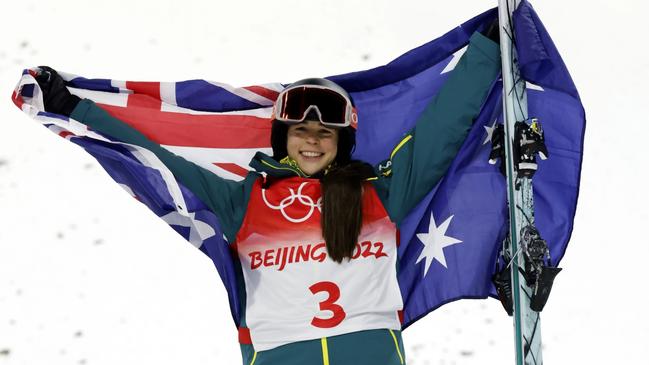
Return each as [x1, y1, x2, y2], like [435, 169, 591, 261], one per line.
[309, 281, 346, 328]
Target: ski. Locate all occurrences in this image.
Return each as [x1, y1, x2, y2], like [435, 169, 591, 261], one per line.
[492, 0, 561, 364]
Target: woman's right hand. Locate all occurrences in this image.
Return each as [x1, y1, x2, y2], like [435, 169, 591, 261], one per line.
[35, 66, 80, 116]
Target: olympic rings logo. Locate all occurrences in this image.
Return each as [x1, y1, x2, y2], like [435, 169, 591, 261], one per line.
[262, 182, 322, 223]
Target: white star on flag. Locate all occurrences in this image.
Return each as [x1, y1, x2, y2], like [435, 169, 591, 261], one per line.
[440, 46, 468, 74]
[416, 212, 462, 277]
[119, 182, 216, 248]
[526, 81, 544, 91]
[161, 211, 216, 248]
[483, 119, 498, 145]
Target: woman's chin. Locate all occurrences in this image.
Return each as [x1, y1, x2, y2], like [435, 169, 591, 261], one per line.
[292, 152, 335, 176]
[301, 165, 324, 176]
[297, 160, 327, 176]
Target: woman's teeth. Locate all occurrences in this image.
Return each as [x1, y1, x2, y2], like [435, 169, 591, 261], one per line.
[301, 151, 323, 157]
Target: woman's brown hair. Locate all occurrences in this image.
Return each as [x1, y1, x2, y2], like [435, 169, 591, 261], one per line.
[320, 161, 375, 263]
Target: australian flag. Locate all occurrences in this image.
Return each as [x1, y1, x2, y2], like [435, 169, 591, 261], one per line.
[11, 0, 584, 329]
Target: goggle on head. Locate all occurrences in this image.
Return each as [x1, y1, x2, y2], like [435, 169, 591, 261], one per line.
[272, 84, 358, 129]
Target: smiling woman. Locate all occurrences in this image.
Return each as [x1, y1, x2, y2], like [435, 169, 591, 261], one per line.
[30, 30, 500, 364]
[267, 78, 374, 266]
[286, 121, 339, 176]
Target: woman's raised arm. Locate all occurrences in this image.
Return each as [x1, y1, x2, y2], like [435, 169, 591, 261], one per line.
[371, 32, 501, 226]
[35, 67, 257, 243]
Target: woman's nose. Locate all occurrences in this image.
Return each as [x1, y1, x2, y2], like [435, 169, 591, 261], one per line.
[304, 133, 319, 144]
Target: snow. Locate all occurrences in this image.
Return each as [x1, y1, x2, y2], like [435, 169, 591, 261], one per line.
[1, 0, 647, 364]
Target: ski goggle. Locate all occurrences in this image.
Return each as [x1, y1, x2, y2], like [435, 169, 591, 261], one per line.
[272, 85, 358, 129]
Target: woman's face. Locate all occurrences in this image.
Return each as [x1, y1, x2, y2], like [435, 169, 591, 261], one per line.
[286, 121, 339, 175]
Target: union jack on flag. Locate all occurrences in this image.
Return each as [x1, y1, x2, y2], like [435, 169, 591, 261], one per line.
[11, 1, 584, 329]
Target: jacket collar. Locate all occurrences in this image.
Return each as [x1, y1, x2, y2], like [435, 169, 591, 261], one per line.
[249, 152, 309, 178]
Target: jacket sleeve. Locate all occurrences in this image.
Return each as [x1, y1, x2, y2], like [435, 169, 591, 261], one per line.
[371, 32, 501, 227]
[70, 100, 256, 242]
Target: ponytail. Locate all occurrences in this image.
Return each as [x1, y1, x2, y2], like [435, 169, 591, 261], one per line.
[321, 161, 375, 263]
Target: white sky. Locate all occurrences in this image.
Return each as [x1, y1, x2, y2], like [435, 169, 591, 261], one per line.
[1, 0, 647, 364]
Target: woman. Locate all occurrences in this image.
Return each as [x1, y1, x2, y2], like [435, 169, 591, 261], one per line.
[35, 30, 500, 365]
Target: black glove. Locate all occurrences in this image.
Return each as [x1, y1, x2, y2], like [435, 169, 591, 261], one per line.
[482, 18, 500, 44]
[35, 66, 81, 116]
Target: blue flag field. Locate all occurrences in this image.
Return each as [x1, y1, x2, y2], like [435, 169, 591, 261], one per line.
[11, 0, 584, 329]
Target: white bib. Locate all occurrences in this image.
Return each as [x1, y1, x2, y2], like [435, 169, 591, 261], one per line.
[235, 177, 403, 351]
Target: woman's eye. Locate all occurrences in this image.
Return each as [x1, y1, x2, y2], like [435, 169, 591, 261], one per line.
[289, 126, 334, 138]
